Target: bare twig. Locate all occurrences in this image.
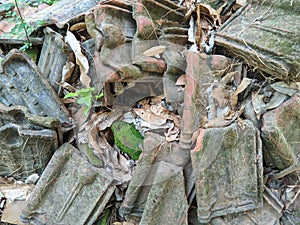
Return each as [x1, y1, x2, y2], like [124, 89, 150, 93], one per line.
[269, 164, 300, 180]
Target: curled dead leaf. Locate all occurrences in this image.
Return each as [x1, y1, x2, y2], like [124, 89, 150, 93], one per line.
[133, 108, 167, 126]
[200, 4, 221, 26]
[175, 74, 186, 86]
[143, 45, 166, 57]
[149, 105, 181, 128]
[204, 106, 244, 128]
[61, 61, 75, 83]
[220, 71, 238, 85]
[165, 124, 180, 142]
[70, 22, 87, 31]
[211, 86, 231, 107]
[65, 30, 91, 87]
[230, 77, 252, 108]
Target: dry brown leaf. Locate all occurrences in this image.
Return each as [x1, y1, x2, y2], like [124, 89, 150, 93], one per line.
[183, 2, 195, 22]
[236, 0, 247, 6]
[237, 117, 245, 130]
[87, 126, 104, 156]
[200, 17, 210, 30]
[204, 106, 244, 128]
[220, 71, 238, 85]
[271, 82, 299, 96]
[150, 105, 181, 128]
[74, 107, 89, 132]
[61, 82, 76, 92]
[149, 95, 165, 105]
[61, 97, 76, 104]
[143, 45, 167, 57]
[65, 30, 91, 87]
[113, 222, 135, 225]
[133, 108, 167, 126]
[70, 22, 86, 31]
[83, 109, 123, 131]
[211, 86, 231, 107]
[175, 74, 186, 86]
[134, 96, 181, 128]
[251, 91, 266, 118]
[79, 124, 132, 182]
[200, 4, 221, 26]
[230, 77, 252, 107]
[223, 109, 236, 120]
[196, 4, 202, 48]
[165, 125, 180, 142]
[61, 61, 75, 83]
[234, 77, 252, 95]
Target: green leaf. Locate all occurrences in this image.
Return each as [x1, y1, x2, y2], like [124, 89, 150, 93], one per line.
[37, 20, 47, 26]
[83, 106, 90, 115]
[64, 92, 79, 98]
[3, 3, 14, 10]
[77, 96, 92, 106]
[8, 17, 16, 22]
[95, 92, 104, 100]
[77, 87, 95, 95]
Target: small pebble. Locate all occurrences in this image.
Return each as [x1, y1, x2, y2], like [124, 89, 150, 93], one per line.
[25, 173, 40, 184]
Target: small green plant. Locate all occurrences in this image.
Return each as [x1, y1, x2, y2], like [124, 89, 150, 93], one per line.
[0, 0, 56, 51]
[64, 87, 104, 115]
[39, 0, 59, 5]
[7, 0, 31, 41]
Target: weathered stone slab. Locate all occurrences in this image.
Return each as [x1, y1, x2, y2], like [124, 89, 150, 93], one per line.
[20, 143, 115, 225]
[139, 161, 188, 225]
[261, 94, 300, 173]
[0, 49, 70, 124]
[119, 132, 166, 218]
[0, 183, 34, 225]
[179, 51, 231, 149]
[210, 187, 283, 225]
[191, 120, 263, 223]
[0, 104, 42, 130]
[113, 76, 164, 108]
[215, 0, 300, 81]
[93, 3, 136, 41]
[133, 0, 185, 40]
[26, 0, 103, 28]
[0, 103, 60, 179]
[38, 27, 71, 92]
[88, 2, 135, 68]
[131, 0, 184, 74]
[0, 124, 57, 179]
[160, 41, 186, 106]
[119, 132, 189, 224]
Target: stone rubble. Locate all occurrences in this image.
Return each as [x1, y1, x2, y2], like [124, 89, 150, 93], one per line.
[0, 0, 299, 224]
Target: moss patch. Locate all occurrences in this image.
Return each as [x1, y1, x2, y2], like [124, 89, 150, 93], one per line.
[111, 121, 144, 160]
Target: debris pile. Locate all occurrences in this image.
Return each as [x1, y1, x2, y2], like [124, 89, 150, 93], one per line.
[0, 0, 299, 224]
